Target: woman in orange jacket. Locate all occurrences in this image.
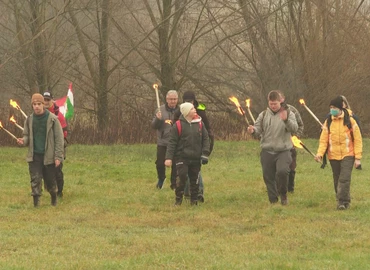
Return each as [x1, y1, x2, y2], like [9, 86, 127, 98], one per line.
[315, 96, 362, 210]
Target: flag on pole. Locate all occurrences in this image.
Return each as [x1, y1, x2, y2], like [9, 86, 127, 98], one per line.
[55, 83, 74, 120]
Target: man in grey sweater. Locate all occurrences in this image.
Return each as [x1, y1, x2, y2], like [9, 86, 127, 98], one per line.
[247, 90, 298, 205]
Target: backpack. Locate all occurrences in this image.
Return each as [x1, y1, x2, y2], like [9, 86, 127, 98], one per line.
[176, 120, 203, 136]
[321, 108, 354, 168]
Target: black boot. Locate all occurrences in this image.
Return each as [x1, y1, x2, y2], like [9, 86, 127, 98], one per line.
[190, 200, 198, 206]
[174, 197, 182, 206]
[33, 196, 40, 207]
[51, 194, 57, 206]
[288, 171, 295, 193]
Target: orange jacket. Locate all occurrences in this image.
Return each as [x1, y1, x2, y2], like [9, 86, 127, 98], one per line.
[317, 112, 362, 160]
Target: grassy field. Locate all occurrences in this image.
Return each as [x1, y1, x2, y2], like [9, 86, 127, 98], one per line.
[0, 139, 369, 270]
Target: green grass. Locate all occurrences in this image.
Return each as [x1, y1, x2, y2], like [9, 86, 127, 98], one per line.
[0, 139, 370, 269]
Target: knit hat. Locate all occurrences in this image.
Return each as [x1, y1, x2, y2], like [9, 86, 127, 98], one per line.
[182, 91, 196, 102]
[31, 93, 44, 104]
[180, 102, 193, 117]
[329, 96, 343, 110]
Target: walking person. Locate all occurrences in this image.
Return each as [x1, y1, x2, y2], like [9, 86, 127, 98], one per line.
[151, 90, 179, 190]
[247, 90, 298, 205]
[340, 95, 363, 170]
[43, 91, 68, 197]
[165, 102, 210, 206]
[277, 91, 304, 193]
[315, 96, 362, 210]
[173, 90, 214, 202]
[17, 93, 64, 207]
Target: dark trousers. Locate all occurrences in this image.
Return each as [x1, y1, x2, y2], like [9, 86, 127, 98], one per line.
[175, 160, 201, 202]
[184, 171, 204, 197]
[29, 153, 57, 197]
[329, 156, 354, 205]
[288, 147, 297, 192]
[156, 145, 177, 186]
[260, 150, 292, 203]
[56, 162, 64, 194]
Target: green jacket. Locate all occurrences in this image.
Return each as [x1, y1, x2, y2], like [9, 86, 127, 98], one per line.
[22, 112, 64, 165]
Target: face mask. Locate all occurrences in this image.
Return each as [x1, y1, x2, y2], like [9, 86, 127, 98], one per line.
[330, 108, 340, 116]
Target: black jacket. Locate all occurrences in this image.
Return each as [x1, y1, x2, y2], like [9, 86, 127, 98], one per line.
[165, 115, 210, 161]
[174, 100, 214, 153]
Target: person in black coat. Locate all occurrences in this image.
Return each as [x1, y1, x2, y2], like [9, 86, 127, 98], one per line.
[173, 91, 214, 202]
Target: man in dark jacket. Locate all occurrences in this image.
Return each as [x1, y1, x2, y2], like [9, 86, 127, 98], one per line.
[278, 91, 304, 193]
[165, 102, 210, 206]
[173, 90, 214, 202]
[151, 90, 179, 190]
[43, 91, 68, 197]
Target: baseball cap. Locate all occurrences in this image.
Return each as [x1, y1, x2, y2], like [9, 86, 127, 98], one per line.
[43, 91, 53, 100]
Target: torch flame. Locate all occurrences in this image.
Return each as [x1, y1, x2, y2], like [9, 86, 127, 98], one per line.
[153, 83, 158, 90]
[0, 121, 3, 128]
[299, 99, 305, 105]
[9, 116, 16, 123]
[291, 136, 303, 149]
[10, 99, 20, 109]
[229, 96, 244, 115]
[245, 99, 251, 108]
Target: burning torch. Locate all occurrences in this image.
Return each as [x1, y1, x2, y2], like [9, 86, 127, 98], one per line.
[245, 99, 256, 124]
[291, 135, 322, 164]
[9, 116, 24, 131]
[152, 83, 161, 110]
[0, 121, 18, 140]
[299, 99, 323, 127]
[229, 96, 250, 125]
[10, 99, 28, 119]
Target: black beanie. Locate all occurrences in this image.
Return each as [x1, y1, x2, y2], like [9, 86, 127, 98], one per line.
[329, 96, 343, 110]
[182, 91, 196, 102]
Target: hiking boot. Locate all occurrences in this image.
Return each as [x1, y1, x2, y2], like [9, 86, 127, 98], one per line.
[281, 194, 288, 206]
[51, 194, 57, 206]
[344, 203, 350, 209]
[156, 178, 165, 189]
[197, 194, 205, 203]
[33, 196, 40, 208]
[174, 197, 182, 206]
[337, 204, 346, 210]
[190, 200, 198, 206]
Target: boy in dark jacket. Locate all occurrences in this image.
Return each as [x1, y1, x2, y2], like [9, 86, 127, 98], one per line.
[173, 90, 214, 202]
[165, 102, 210, 206]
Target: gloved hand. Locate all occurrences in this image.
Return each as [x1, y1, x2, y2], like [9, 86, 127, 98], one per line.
[201, 156, 209, 165]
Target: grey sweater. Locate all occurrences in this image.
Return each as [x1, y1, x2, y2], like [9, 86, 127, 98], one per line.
[253, 108, 298, 152]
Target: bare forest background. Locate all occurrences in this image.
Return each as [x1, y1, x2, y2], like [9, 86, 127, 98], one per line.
[0, 0, 369, 145]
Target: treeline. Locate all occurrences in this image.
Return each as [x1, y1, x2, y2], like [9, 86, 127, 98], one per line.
[0, 0, 369, 144]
